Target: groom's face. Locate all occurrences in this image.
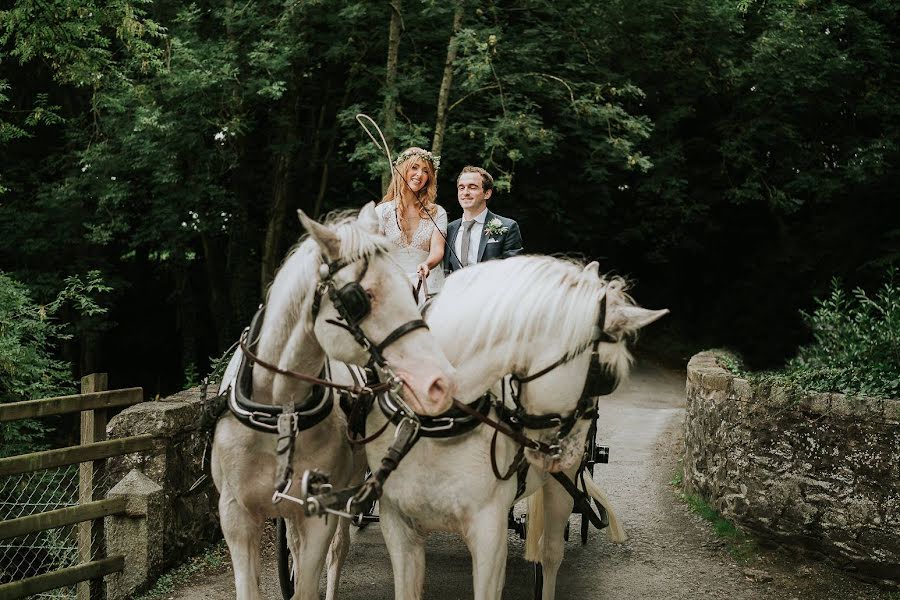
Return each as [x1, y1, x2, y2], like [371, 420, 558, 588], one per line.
[457, 173, 492, 213]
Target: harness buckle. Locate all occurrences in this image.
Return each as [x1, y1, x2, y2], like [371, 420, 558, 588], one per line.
[395, 416, 421, 441]
[547, 443, 563, 460]
[249, 411, 277, 431]
[276, 411, 299, 440]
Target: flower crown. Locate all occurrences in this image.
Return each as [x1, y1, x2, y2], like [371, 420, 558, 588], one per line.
[394, 148, 441, 173]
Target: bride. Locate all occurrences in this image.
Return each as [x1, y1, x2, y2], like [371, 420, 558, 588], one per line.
[375, 147, 447, 296]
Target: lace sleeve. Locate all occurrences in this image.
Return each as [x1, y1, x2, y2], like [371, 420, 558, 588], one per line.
[374, 201, 392, 236]
[435, 205, 448, 235]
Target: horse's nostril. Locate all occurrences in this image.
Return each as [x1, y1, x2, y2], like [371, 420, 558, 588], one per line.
[428, 376, 450, 402]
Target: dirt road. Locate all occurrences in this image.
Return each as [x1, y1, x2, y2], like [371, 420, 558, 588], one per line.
[172, 363, 891, 599]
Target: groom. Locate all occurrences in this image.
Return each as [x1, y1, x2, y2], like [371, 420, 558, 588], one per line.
[444, 166, 524, 274]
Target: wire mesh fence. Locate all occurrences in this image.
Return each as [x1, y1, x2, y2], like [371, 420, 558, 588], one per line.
[1, 464, 116, 599]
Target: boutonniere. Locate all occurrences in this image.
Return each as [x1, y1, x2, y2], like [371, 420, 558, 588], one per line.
[484, 218, 508, 237]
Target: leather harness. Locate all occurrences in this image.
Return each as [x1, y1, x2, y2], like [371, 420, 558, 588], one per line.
[208, 253, 620, 529]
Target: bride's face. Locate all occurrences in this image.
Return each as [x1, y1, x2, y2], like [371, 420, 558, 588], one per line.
[405, 160, 429, 193]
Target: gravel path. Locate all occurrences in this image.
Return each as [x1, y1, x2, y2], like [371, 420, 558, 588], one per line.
[171, 363, 892, 599]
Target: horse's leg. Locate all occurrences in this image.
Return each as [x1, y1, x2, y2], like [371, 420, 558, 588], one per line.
[464, 504, 509, 600]
[380, 503, 426, 600]
[538, 476, 575, 600]
[326, 446, 367, 600]
[219, 490, 264, 600]
[325, 517, 351, 600]
[288, 515, 339, 600]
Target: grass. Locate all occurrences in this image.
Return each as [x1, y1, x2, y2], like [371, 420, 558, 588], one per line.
[133, 540, 229, 600]
[671, 462, 756, 563]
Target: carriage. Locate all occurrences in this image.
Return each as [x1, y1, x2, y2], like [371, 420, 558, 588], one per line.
[273, 410, 612, 599]
[209, 205, 665, 600]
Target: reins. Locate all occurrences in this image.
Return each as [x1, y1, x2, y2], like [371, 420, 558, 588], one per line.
[355, 113, 463, 268]
[450, 398, 560, 456]
[238, 329, 392, 397]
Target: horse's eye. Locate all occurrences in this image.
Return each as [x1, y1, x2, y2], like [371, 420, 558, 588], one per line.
[365, 290, 375, 301]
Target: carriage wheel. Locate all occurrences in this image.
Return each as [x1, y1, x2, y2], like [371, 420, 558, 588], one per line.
[276, 518, 295, 600]
[532, 561, 544, 600]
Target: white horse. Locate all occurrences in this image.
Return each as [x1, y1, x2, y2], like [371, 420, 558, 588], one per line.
[337, 255, 667, 600]
[212, 204, 456, 600]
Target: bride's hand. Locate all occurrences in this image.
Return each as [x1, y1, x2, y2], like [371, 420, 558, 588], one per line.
[417, 263, 430, 278]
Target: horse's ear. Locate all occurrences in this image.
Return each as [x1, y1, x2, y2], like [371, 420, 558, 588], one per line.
[607, 306, 669, 336]
[357, 202, 379, 234]
[583, 261, 600, 278]
[298, 209, 341, 260]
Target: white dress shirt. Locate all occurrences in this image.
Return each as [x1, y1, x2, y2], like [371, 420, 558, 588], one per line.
[454, 207, 488, 266]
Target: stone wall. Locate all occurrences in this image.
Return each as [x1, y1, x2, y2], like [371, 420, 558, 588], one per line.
[683, 351, 900, 587]
[104, 385, 220, 598]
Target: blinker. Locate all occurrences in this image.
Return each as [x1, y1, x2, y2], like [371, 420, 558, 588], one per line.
[333, 282, 371, 325]
[585, 359, 618, 397]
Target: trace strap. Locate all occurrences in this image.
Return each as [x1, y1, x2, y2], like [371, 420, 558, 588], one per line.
[301, 417, 422, 519]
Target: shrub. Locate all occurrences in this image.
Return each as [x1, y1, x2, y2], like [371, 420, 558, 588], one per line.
[0, 271, 110, 456]
[783, 270, 899, 398]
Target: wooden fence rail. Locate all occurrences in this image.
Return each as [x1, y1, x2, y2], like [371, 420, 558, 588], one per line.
[0, 373, 147, 600]
[0, 435, 155, 477]
[0, 388, 143, 422]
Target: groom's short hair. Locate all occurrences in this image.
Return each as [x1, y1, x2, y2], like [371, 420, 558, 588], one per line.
[458, 166, 494, 193]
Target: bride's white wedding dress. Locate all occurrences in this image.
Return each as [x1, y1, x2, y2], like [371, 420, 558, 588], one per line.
[375, 200, 448, 295]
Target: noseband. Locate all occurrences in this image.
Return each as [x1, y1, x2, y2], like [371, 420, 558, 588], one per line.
[312, 256, 429, 371]
[502, 293, 620, 454]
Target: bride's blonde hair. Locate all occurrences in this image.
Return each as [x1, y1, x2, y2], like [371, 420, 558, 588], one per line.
[381, 147, 439, 236]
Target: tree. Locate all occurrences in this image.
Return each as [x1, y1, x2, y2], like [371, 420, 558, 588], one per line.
[0, 272, 109, 456]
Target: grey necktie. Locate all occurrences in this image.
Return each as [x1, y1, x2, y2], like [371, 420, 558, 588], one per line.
[459, 220, 475, 267]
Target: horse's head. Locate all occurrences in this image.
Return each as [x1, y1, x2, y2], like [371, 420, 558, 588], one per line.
[428, 257, 666, 472]
[298, 203, 456, 416]
[517, 262, 668, 472]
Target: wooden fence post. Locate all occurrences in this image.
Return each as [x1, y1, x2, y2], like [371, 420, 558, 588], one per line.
[78, 373, 108, 600]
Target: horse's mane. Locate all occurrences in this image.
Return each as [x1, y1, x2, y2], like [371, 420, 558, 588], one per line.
[260, 210, 392, 352]
[429, 255, 634, 381]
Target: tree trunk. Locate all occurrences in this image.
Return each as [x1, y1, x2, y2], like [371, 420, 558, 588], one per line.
[432, 2, 465, 157]
[261, 151, 293, 291]
[382, 0, 403, 191]
[201, 233, 233, 351]
[261, 93, 302, 291]
[174, 267, 199, 386]
[314, 84, 353, 219]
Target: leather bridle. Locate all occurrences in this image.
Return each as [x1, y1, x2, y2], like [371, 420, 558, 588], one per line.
[453, 293, 621, 462]
[312, 255, 429, 374]
[229, 251, 430, 433]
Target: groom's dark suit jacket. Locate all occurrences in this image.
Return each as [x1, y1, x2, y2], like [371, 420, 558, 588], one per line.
[443, 210, 524, 274]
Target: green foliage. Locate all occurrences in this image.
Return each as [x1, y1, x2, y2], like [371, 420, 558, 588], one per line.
[671, 459, 755, 561]
[0, 0, 897, 391]
[681, 493, 756, 562]
[781, 270, 900, 398]
[0, 272, 109, 456]
[714, 352, 743, 376]
[133, 541, 227, 600]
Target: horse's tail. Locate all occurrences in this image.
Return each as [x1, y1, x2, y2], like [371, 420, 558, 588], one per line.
[582, 476, 628, 543]
[524, 488, 544, 562]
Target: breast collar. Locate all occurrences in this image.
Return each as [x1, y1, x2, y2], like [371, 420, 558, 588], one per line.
[376, 390, 492, 438]
[227, 306, 334, 434]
